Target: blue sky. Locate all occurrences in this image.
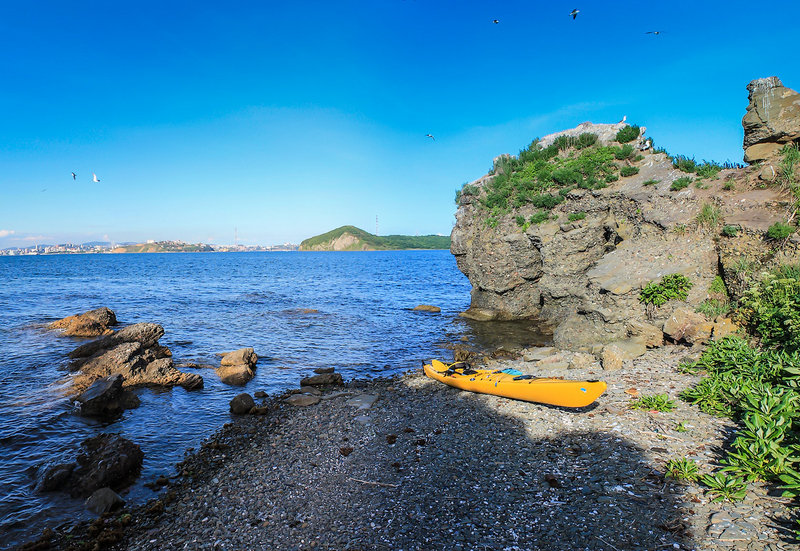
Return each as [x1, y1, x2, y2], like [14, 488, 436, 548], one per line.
[1, 1, 798, 246]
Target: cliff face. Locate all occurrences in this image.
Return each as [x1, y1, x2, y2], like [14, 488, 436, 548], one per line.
[451, 79, 800, 351]
[742, 76, 800, 162]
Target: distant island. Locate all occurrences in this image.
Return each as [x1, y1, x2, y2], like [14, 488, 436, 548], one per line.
[111, 241, 215, 253]
[299, 226, 450, 251]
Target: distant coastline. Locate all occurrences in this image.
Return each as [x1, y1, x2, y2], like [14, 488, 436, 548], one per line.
[0, 240, 299, 256]
[299, 225, 450, 251]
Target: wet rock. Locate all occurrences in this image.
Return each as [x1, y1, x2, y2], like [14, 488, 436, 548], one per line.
[50, 307, 117, 337]
[285, 394, 321, 407]
[37, 463, 75, 492]
[85, 487, 125, 515]
[44, 434, 144, 498]
[217, 364, 254, 386]
[313, 367, 335, 374]
[412, 304, 441, 313]
[69, 323, 165, 359]
[230, 393, 255, 415]
[179, 372, 204, 390]
[300, 372, 344, 387]
[254, 391, 268, 398]
[75, 374, 140, 417]
[220, 348, 257, 368]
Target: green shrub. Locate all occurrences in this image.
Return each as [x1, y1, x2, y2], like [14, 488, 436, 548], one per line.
[766, 222, 795, 240]
[722, 225, 739, 237]
[529, 211, 549, 225]
[700, 473, 747, 502]
[696, 203, 721, 229]
[670, 177, 693, 191]
[673, 155, 698, 173]
[568, 212, 586, 222]
[740, 267, 800, 351]
[642, 179, 660, 186]
[515, 215, 526, 227]
[723, 178, 736, 191]
[630, 394, 677, 412]
[605, 174, 619, 183]
[576, 133, 598, 149]
[530, 193, 564, 209]
[639, 274, 693, 307]
[709, 275, 728, 296]
[616, 125, 640, 143]
[620, 166, 640, 177]
[613, 144, 634, 160]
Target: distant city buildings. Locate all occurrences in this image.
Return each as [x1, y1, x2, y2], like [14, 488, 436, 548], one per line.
[0, 241, 299, 256]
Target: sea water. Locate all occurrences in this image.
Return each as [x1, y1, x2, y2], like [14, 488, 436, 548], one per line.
[0, 250, 548, 547]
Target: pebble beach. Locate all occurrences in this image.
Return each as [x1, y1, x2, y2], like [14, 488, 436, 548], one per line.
[32, 345, 797, 551]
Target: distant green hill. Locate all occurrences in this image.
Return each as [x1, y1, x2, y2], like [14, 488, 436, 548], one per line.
[299, 226, 450, 251]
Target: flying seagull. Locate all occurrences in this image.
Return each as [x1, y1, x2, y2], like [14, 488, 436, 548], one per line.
[71, 172, 76, 180]
[425, 134, 435, 141]
[92, 173, 100, 183]
[570, 9, 579, 19]
[645, 31, 663, 35]
[492, 19, 499, 24]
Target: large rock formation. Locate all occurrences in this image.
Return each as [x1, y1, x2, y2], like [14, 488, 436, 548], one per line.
[742, 76, 800, 163]
[49, 307, 117, 337]
[38, 434, 143, 498]
[69, 323, 203, 393]
[451, 89, 800, 352]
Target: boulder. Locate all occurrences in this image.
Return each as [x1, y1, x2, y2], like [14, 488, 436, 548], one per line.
[75, 374, 140, 417]
[313, 367, 335, 374]
[742, 76, 800, 163]
[37, 463, 75, 492]
[85, 487, 125, 515]
[69, 323, 165, 359]
[413, 304, 441, 313]
[601, 344, 624, 371]
[229, 393, 255, 414]
[300, 372, 344, 387]
[50, 307, 117, 338]
[39, 434, 143, 498]
[712, 317, 739, 340]
[220, 348, 257, 367]
[626, 320, 664, 348]
[217, 364, 254, 386]
[663, 307, 712, 344]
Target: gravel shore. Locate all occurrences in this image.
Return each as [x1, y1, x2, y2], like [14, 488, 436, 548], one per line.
[36, 346, 797, 551]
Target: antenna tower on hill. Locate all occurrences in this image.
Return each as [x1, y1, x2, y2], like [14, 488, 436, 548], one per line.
[375, 215, 379, 236]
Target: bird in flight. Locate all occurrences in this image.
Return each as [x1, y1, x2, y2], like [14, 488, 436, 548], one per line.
[92, 173, 100, 183]
[570, 9, 579, 19]
[492, 19, 499, 24]
[71, 172, 76, 180]
[425, 134, 435, 141]
[645, 31, 663, 35]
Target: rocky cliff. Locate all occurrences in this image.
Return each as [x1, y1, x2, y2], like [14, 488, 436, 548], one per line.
[451, 77, 800, 352]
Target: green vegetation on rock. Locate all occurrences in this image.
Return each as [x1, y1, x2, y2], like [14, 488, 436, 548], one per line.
[299, 226, 450, 251]
[766, 222, 795, 240]
[639, 274, 693, 307]
[615, 125, 640, 143]
[670, 177, 693, 191]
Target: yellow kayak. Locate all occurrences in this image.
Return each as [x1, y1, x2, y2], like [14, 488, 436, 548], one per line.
[424, 359, 606, 408]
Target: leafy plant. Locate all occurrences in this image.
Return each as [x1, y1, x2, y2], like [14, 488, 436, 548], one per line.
[723, 177, 736, 191]
[674, 421, 689, 433]
[629, 393, 677, 412]
[722, 225, 739, 237]
[568, 212, 586, 222]
[739, 267, 800, 350]
[639, 274, 693, 307]
[709, 275, 728, 296]
[766, 222, 795, 240]
[642, 179, 660, 186]
[696, 203, 721, 229]
[670, 177, 693, 191]
[699, 472, 748, 502]
[613, 144, 634, 160]
[620, 166, 640, 177]
[666, 458, 699, 481]
[616, 125, 640, 143]
[696, 161, 722, 180]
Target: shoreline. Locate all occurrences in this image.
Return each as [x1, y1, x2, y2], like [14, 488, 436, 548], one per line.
[25, 345, 796, 551]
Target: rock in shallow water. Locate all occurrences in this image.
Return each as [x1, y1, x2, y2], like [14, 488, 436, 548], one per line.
[230, 393, 255, 414]
[85, 487, 125, 515]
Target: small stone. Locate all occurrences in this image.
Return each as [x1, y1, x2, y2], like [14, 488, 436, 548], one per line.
[285, 394, 321, 407]
[229, 393, 255, 414]
[254, 391, 267, 398]
[313, 367, 335, 374]
[85, 487, 125, 515]
[345, 394, 378, 410]
[339, 447, 354, 457]
[300, 373, 343, 386]
[413, 304, 441, 313]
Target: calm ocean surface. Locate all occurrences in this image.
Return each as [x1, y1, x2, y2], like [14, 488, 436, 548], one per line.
[0, 250, 548, 548]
